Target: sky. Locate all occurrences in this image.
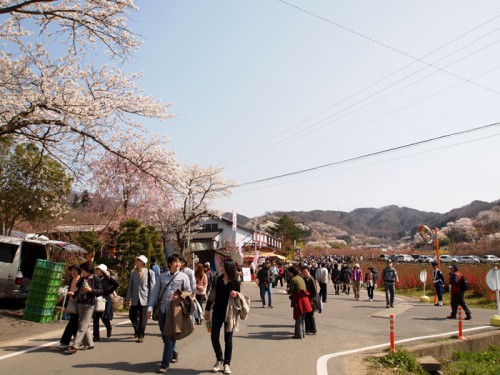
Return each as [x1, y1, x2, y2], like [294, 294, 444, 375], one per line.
[128, 0, 500, 218]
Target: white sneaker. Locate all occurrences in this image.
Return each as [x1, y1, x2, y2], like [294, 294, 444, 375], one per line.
[213, 361, 223, 372]
[223, 364, 231, 374]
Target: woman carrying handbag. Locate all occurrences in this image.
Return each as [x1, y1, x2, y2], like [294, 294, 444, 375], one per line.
[58, 264, 81, 350]
[65, 261, 103, 354]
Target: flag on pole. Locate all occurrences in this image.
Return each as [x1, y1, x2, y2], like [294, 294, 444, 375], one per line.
[232, 210, 237, 231]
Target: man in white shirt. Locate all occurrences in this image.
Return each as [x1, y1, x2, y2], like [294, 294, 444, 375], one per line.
[315, 263, 328, 303]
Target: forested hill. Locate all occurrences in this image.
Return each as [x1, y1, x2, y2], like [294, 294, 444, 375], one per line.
[242, 199, 500, 240]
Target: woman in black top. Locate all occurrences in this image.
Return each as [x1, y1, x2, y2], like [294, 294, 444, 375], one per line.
[66, 261, 103, 354]
[93, 264, 119, 340]
[204, 259, 240, 375]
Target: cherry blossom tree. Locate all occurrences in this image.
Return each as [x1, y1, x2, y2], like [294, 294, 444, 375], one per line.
[85, 141, 178, 227]
[0, 0, 173, 174]
[441, 218, 478, 243]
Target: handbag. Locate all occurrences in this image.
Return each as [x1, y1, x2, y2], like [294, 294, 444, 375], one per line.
[66, 299, 77, 314]
[95, 296, 106, 312]
[152, 273, 178, 321]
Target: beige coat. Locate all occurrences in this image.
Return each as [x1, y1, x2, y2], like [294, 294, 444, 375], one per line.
[163, 290, 195, 340]
[225, 292, 250, 332]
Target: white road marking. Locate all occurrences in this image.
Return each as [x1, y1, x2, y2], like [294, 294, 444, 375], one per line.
[316, 326, 491, 375]
[0, 319, 131, 361]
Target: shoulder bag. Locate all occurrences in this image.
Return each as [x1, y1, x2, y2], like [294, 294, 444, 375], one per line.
[152, 273, 178, 321]
[95, 296, 106, 312]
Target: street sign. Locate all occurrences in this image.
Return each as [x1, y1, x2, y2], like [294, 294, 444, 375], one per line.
[420, 269, 428, 283]
[486, 268, 499, 291]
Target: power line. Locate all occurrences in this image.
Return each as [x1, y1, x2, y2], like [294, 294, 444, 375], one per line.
[234, 132, 500, 194]
[236, 121, 500, 187]
[221, 4, 500, 169]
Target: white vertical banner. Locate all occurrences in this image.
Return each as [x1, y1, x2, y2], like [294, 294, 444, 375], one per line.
[232, 210, 237, 231]
[252, 250, 260, 270]
[238, 243, 244, 259]
[258, 232, 262, 249]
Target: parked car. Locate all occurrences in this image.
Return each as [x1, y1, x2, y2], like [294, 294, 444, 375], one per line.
[480, 255, 500, 263]
[394, 254, 413, 263]
[458, 255, 480, 264]
[418, 255, 434, 263]
[0, 234, 87, 299]
[379, 254, 390, 262]
[439, 254, 458, 263]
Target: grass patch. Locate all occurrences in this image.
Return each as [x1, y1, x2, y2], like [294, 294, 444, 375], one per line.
[366, 348, 426, 375]
[392, 288, 496, 309]
[442, 346, 500, 375]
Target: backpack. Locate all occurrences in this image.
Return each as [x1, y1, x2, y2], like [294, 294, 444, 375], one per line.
[459, 274, 469, 292]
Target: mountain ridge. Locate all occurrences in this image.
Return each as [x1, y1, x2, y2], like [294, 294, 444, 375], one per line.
[227, 199, 500, 240]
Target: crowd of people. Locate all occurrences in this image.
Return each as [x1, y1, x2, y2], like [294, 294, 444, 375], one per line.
[56, 253, 471, 373]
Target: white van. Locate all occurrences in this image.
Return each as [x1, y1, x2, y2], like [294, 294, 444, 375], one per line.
[0, 235, 86, 299]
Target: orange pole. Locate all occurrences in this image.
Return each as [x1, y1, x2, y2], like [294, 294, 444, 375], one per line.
[434, 227, 441, 305]
[389, 314, 395, 353]
[457, 307, 465, 340]
[435, 227, 441, 269]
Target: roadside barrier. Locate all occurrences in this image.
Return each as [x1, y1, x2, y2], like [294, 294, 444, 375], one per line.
[389, 314, 395, 353]
[458, 307, 465, 340]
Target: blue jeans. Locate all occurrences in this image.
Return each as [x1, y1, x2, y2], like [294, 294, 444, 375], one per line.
[159, 311, 176, 368]
[259, 284, 272, 306]
[434, 282, 443, 302]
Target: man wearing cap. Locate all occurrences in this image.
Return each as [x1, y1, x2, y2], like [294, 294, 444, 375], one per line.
[447, 264, 472, 320]
[431, 261, 445, 306]
[382, 260, 398, 308]
[127, 255, 156, 342]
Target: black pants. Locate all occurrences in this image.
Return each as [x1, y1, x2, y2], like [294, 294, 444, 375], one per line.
[450, 292, 471, 317]
[60, 313, 79, 345]
[318, 282, 327, 302]
[129, 303, 148, 338]
[211, 312, 233, 365]
[93, 311, 112, 339]
[305, 310, 316, 333]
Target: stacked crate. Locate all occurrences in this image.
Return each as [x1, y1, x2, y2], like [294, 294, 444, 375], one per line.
[23, 259, 65, 323]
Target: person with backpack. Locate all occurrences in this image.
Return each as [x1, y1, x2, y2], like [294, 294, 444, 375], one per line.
[341, 264, 352, 295]
[447, 264, 472, 320]
[431, 261, 445, 306]
[382, 260, 398, 308]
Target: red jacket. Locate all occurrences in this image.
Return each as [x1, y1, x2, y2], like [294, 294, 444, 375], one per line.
[292, 290, 313, 320]
[449, 271, 462, 294]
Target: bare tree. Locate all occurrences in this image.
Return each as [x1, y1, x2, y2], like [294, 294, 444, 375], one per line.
[158, 164, 235, 254]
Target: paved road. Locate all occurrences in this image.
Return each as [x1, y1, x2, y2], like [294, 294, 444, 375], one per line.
[0, 283, 496, 374]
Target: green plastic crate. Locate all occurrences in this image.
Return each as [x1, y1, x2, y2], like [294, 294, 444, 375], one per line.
[24, 304, 55, 316]
[35, 259, 65, 272]
[26, 294, 58, 308]
[33, 267, 63, 280]
[23, 311, 53, 323]
[29, 280, 60, 295]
